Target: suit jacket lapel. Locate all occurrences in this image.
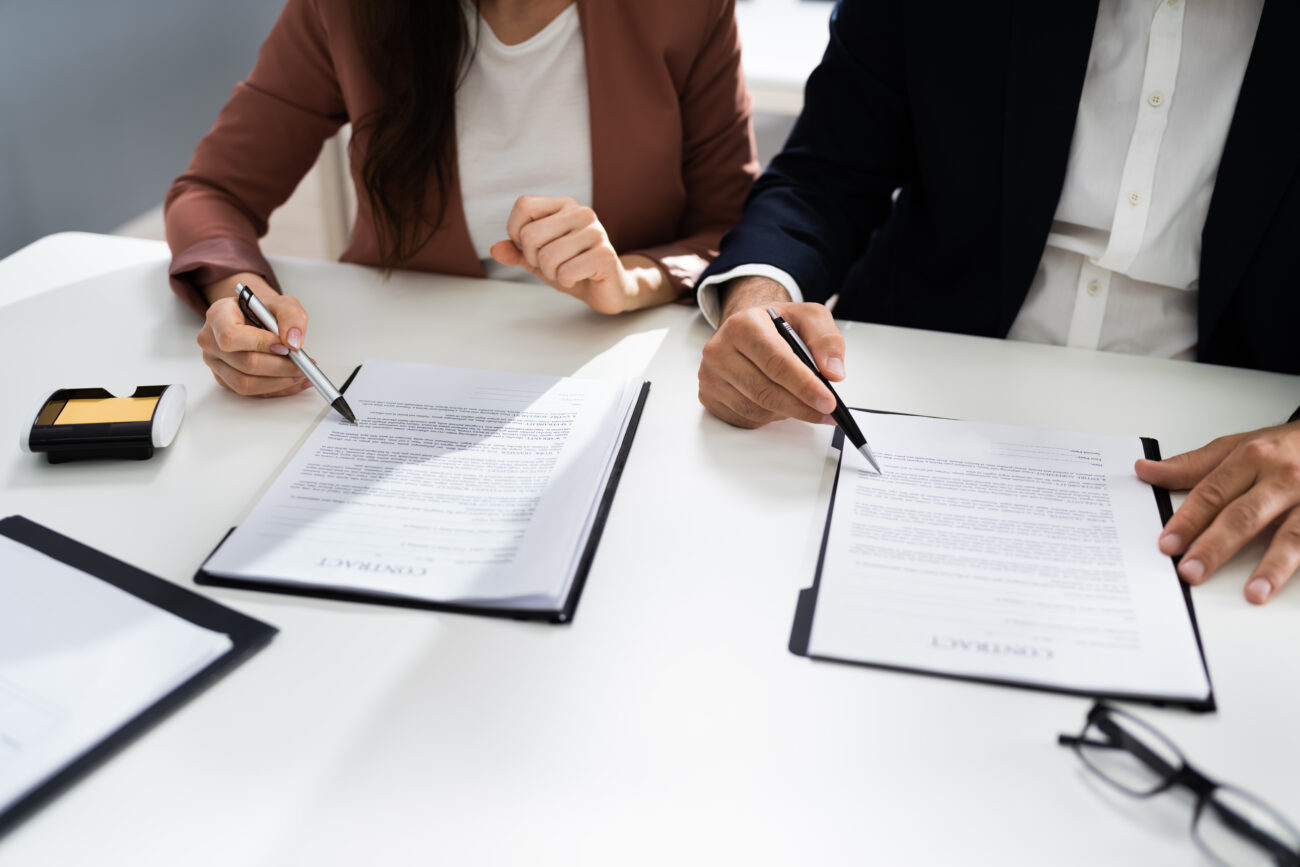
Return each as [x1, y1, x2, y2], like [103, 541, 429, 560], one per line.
[1198, 0, 1300, 341]
[998, 1, 1099, 334]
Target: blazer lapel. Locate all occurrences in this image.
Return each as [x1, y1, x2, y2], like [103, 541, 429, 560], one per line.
[998, 1, 1099, 334]
[425, 156, 487, 278]
[575, 0, 641, 252]
[1198, 0, 1300, 341]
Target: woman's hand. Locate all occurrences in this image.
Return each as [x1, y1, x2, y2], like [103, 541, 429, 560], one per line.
[196, 272, 312, 397]
[490, 195, 676, 314]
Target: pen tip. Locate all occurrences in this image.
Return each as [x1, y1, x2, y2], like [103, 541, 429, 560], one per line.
[860, 444, 882, 474]
[333, 397, 358, 424]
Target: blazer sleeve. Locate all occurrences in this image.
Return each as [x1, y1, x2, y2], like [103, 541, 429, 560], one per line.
[163, 0, 347, 313]
[700, 0, 911, 303]
[630, 0, 760, 293]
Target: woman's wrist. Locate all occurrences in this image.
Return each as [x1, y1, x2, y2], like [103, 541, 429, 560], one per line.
[618, 254, 677, 311]
[201, 271, 266, 307]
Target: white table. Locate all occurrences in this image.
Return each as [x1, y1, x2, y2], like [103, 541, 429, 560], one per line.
[2, 233, 1296, 866]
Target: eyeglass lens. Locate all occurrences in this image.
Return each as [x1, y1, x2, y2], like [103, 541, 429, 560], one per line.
[1076, 708, 1184, 797]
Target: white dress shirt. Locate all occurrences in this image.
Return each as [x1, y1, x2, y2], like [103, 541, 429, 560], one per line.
[456, 2, 592, 283]
[701, 0, 1265, 360]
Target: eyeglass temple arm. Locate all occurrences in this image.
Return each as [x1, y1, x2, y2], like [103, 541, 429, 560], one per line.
[1056, 730, 1180, 781]
[1058, 735, 1299, 864]
[1203, 798, 1300, 866]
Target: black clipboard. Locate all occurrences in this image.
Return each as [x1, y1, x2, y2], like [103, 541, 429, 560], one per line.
[789, 416, 1217, 713]
[195, 367, 651, 624]
[0, 515, 278, 838]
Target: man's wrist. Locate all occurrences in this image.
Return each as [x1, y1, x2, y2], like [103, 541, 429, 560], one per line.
[719, 276, 792, 320]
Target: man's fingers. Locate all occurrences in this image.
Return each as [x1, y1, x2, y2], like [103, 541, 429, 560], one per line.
[698, 303, 841, 428]
[780, 303, 846, 381]
[1243, 508, 1300, 604]
[505, 195, 577, 247]
[1175, 480, 1285, 584]
[698, 377, 781, 429]
[1135, 434, 1244, 491]
[1155, 433, 1270, 555]
[1157, 455, 1257, 560]
[725, 349, 834, 424]
[732, 317, 835, 416]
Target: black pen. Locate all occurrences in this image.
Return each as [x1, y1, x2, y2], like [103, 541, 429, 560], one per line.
[768, 307, 881, 473]
[236, 283, 357, 423]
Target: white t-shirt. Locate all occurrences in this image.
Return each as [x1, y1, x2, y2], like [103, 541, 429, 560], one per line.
[455, 3, 593, 282]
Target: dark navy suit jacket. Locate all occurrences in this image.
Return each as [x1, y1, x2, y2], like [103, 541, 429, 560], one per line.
[705, 0, 1300, 381]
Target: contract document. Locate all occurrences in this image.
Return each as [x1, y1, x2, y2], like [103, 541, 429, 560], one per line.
[199, 361, 649, 621]
[796, 412, 1213, 706]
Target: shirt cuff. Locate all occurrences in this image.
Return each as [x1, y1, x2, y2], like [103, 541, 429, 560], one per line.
[696, 264, 805, 329]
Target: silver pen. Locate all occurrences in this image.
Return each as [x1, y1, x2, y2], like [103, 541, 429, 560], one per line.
[236, 283, 357, 423]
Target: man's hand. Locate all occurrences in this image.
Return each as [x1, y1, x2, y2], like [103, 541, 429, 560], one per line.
[491, 196, 675, 314]
[698, 276, 844, 428]
[1136, 421, 1300, 604]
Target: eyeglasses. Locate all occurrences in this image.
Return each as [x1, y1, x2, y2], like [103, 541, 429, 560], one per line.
[1058, 703, 1300, 867]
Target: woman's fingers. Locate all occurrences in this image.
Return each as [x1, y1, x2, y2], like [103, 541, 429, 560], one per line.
[197, 293, 313, 397]
[206, 355, 306, 396]
[517, 208, 597, 272]
[505, 195, 575, 246]
[264, 293, 309, 350]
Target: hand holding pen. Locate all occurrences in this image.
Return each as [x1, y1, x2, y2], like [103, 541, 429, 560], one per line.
[196, 272, 316, 398]
[699, 290, 847, 418]
[235, 283, 356, 423]
[767, 307, 879, 471]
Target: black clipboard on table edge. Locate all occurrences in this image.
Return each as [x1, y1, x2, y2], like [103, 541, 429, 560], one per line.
[0, 515, 278, 839]
[194, 366, 652, 625]
[788, 412, 1217, 713]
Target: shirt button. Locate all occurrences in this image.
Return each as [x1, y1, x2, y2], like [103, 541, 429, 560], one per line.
[1086, 280, 1101, 296]
[1128, 191, 1142, 206]
[1148, 92, 1164, 107]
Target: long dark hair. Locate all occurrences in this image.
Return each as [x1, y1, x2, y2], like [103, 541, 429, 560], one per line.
[349, 1, 478, 268]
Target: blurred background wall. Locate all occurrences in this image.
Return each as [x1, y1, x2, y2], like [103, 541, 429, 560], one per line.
[0, 1, 282, 258]
[0, 0, 821, 262]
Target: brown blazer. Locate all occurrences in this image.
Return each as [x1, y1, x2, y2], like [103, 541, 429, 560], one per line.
[164, 0, 759, 313]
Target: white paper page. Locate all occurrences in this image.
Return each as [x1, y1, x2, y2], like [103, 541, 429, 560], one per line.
[204, 361, 640, 605]
[0, 536, 233, 813]
[808, 413, 1210, 700]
